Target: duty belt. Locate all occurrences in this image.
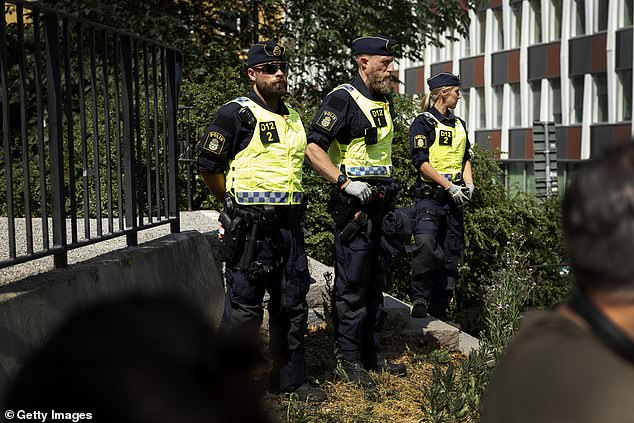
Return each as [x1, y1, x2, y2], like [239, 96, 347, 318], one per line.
[231, 204, 304, 226]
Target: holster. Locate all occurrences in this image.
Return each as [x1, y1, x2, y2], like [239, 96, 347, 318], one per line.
[218, 210, 246, 266]
[414, 183, 445, 201]
[329, 188, 360, 229]
[340, 211, 370, 244]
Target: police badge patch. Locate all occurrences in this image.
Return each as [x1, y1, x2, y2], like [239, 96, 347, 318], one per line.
[202, 131, 225, 155]
[414, 134, 428, 149]
[316, 110, 337, 131]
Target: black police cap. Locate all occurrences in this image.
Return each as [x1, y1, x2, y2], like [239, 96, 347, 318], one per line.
[247, 40, 287, 67]
[351, 35, 398, 56]
[427, 72, 461, 90]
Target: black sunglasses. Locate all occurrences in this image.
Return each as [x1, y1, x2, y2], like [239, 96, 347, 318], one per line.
[253, 62, 289, 75]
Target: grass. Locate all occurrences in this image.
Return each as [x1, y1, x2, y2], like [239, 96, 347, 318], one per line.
[262, 317, 468, 423]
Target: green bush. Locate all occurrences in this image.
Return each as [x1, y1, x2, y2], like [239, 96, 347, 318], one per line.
[456, 147, 572, 333]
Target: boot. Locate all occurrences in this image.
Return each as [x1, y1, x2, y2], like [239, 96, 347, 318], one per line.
[411, 299, 429, 318]
[377, 357, 407, 376]
[341, 360, 376, 389]
[286, 383, 327, 403]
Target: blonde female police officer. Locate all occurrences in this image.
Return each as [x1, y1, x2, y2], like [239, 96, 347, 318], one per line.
[197, 41, 325, 402]
[409, 72, 474, 320]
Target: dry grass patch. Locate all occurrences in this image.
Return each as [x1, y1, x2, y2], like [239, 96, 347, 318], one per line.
[263, 317, 467, 422]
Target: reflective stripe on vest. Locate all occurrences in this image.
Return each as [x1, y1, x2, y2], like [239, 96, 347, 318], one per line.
[226, 97, 307, 205]
[421, 111, 467, 183]
[327, 84, 394, 178]
[234, 191, 305, 204]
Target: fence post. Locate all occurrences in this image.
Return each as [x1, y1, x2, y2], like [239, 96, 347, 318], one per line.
[166, 49, 180, 233]
[120, 35, 138, 246]
[44, 13, 68, 268]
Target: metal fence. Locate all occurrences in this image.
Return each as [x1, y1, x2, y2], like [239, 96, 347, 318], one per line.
[178, 106, 201, 212]
[1, 0, 183, 269]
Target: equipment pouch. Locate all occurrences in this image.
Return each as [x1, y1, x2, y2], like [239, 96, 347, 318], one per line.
[364, 127, 378, 145]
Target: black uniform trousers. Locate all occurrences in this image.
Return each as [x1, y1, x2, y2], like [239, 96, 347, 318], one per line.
[332, 200, 389, 368]
[410, 191, 464, 320]
[220, 220, 310, 392]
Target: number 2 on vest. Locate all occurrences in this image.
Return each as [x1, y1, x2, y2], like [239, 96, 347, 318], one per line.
[259, 121, 280, 143]
[439, 130, 453, 146]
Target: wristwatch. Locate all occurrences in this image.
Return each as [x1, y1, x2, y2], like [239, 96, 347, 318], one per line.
[336, 174, 349, 189]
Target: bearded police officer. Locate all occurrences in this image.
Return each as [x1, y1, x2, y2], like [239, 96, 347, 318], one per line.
[197, 40, 325, 402]
[409, 72, 474, 320]
[305, 35, 406, 388]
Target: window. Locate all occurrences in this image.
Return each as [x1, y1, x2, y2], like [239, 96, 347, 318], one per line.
[494, 9, 505, 50]
[478, 12, 487, 54]
[571, 76, 585, 123]
[531, 80, 542, 123]
[575, 0, 586, 36]
[550, 0, 563, 40]
[531, 0, 543, 43]
[511, 83, 521, 126]
[558, 162, 582, 195]
[507, 162, 528, 192]
[494, 85, 504, 127]
[623, 0, 634, 26]
[463, 35, 471, 57]
[506, 162, 536, 193]
[511, 3, 523, 48]
[550, 79, 562, 123]
[593, 73, 608, 122]
[477, 87, 486, 128]
[618, 70, 632, 121]
[435, 45, 443, 62]
[594, 0, 608, 31]
[461, 90, 470, 127]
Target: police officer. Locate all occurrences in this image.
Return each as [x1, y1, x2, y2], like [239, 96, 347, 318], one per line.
[197, 40, 325, 402]
[305, 35, 406, 388]
[409, 72, 474, 320]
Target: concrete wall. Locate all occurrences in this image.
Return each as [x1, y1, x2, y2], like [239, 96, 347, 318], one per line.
[0, 231, 224, 399]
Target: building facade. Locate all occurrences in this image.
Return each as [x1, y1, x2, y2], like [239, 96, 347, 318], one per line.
[398, 0, 633, 193]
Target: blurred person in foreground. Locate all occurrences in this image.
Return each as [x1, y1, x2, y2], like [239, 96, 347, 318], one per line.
[3, 295, 269, 423]
[482, 142, 634, 423]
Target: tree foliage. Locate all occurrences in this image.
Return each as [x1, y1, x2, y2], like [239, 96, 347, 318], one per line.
[283, 0, 473, 99]
[39, 0, 285, 82]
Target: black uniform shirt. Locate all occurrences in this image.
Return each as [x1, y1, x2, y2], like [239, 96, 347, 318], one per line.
[196, 89, 291, 174]
[306, 74, 396, 150]
[409, 106, 471, 171]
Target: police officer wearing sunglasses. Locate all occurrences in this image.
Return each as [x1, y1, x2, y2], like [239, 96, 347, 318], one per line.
[305, 35, 406, 388]
[197, 40, 326, 402]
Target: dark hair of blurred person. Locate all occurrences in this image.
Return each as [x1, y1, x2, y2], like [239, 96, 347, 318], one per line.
[3, 295, 270, 423]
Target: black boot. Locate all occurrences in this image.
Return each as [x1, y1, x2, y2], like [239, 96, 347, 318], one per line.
[341, 360, 376, 389]
[411, 299, 429, 318]
[286, 383, 327, 403]
[377, 357, 407, 376]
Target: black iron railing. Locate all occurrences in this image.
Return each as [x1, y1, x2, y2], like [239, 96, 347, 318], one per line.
[178, 106, 201, 212]
[1, 0, 183, 269]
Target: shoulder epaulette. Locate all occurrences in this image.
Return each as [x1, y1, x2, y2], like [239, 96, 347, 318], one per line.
[421, 111, 437, 126]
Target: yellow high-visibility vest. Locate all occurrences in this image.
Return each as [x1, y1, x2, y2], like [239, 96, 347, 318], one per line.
[421, 111, 467, 183]
[326, 84, 393, 178]
[226, 97, 306, 205]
